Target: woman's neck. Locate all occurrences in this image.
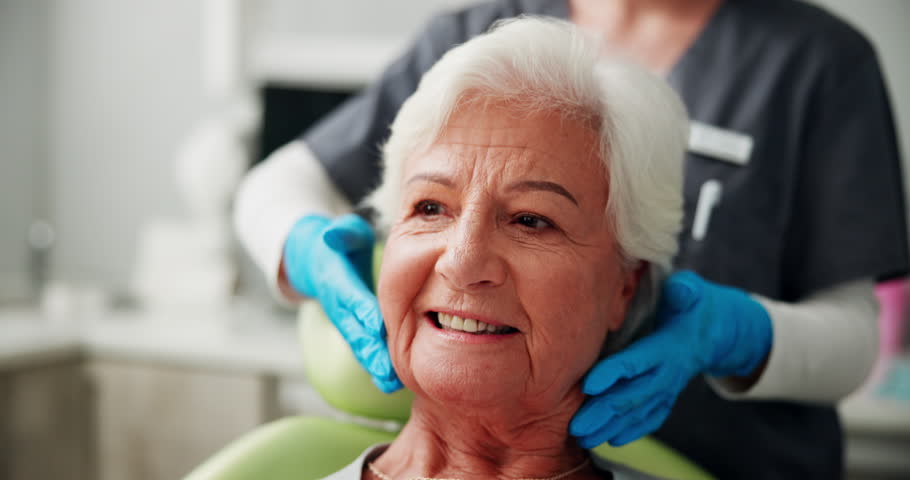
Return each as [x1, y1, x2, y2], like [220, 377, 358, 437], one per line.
[569, 0, 723, 74]
[369, 395, 600, 479]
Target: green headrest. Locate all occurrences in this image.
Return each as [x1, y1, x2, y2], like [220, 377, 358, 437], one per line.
[298, 243, 414, 423]
[298, 301, 414, 423]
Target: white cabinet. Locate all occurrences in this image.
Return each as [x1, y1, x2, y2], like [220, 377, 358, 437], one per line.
[0, 309, 305, 480]
[89, 360, 279, 480]
[0, 360, 92, 480]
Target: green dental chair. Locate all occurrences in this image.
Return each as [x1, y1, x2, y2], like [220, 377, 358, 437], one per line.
[185, 252, 715, 480]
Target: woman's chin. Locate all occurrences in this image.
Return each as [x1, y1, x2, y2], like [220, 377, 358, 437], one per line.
[404, 340, 527, 410]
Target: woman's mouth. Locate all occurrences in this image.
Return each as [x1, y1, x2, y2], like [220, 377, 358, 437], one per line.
[429, 311, 519, 335]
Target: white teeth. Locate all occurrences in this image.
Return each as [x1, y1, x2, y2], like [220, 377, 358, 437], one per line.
[463, 318, 477, 332]
[450, 315, 463, 330]
[437, 313, 510, 334]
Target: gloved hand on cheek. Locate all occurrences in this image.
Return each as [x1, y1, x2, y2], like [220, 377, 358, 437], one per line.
[284, 213, 404, 393]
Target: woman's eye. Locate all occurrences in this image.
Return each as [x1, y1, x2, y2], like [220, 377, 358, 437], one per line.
[415, 200, 445, 217]
[515, 214, 553, 230]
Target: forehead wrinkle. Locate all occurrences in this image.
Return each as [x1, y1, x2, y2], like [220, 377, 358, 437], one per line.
[410, 110, 607, 209]
[437, 140, 561, 158]
[408, 145, 514, 204]
[438, 118, 600, 172]
[418, 138, 599, 208]
[434, 139, 567, 171]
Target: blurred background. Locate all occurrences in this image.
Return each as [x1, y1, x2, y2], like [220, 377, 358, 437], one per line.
[1, 1, 909, 479]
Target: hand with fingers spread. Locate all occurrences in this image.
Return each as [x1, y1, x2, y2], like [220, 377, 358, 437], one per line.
[283, 213, 403, 393]
[569, 270, 773, 447]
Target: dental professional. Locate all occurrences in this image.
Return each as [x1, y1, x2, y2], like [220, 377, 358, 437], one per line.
[235, 0, 908, 478]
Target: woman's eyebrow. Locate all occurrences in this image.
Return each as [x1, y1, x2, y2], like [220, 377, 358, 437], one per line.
[406, 173, 454, 187]
[507, 180, 578, 206]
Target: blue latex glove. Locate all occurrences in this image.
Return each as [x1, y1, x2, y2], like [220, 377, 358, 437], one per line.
[283, 213, 403, 393]
[570, 270, 772, 447]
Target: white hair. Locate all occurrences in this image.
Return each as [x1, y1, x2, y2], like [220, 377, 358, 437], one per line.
[366, 17, 689, 352]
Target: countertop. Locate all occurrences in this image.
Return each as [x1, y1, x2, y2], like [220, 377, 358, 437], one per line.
[0, 304, 305, 378]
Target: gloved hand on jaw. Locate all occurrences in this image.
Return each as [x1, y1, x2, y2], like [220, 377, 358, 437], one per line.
[569, 270, 773, 448]
[283, 213, 404, 393]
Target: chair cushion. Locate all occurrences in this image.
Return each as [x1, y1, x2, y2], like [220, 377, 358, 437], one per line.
[592, 438, 714, 480]
[184, 416, 396, 480]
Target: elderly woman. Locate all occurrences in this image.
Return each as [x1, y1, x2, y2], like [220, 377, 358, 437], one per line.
[320, 17, 688, 480]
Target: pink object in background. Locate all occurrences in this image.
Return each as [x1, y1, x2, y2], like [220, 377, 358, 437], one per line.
[876, 278, 908, 356]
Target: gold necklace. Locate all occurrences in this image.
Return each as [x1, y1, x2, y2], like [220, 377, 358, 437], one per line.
[367, 457, 591, 480]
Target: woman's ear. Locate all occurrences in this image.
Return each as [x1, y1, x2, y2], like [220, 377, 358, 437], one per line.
[607, 261, 648, 332]
[622, 261, 648, 302]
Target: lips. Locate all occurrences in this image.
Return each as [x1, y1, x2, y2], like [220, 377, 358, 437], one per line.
[429, 311, 519, 335]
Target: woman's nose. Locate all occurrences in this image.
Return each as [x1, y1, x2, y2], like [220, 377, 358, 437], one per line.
[435, 215, 507, 291]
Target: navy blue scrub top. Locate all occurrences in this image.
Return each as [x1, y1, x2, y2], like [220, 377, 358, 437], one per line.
[302, 0, 909, 478]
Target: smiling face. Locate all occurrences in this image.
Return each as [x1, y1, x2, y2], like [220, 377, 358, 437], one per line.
[377, 101, 640, 415]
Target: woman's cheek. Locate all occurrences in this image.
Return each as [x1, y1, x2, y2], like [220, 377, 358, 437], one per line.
[378, 234, 435, 335]
[377, 234, 437, 387]
[526, 253, 610, 353]
[377, 239, 409, 335]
